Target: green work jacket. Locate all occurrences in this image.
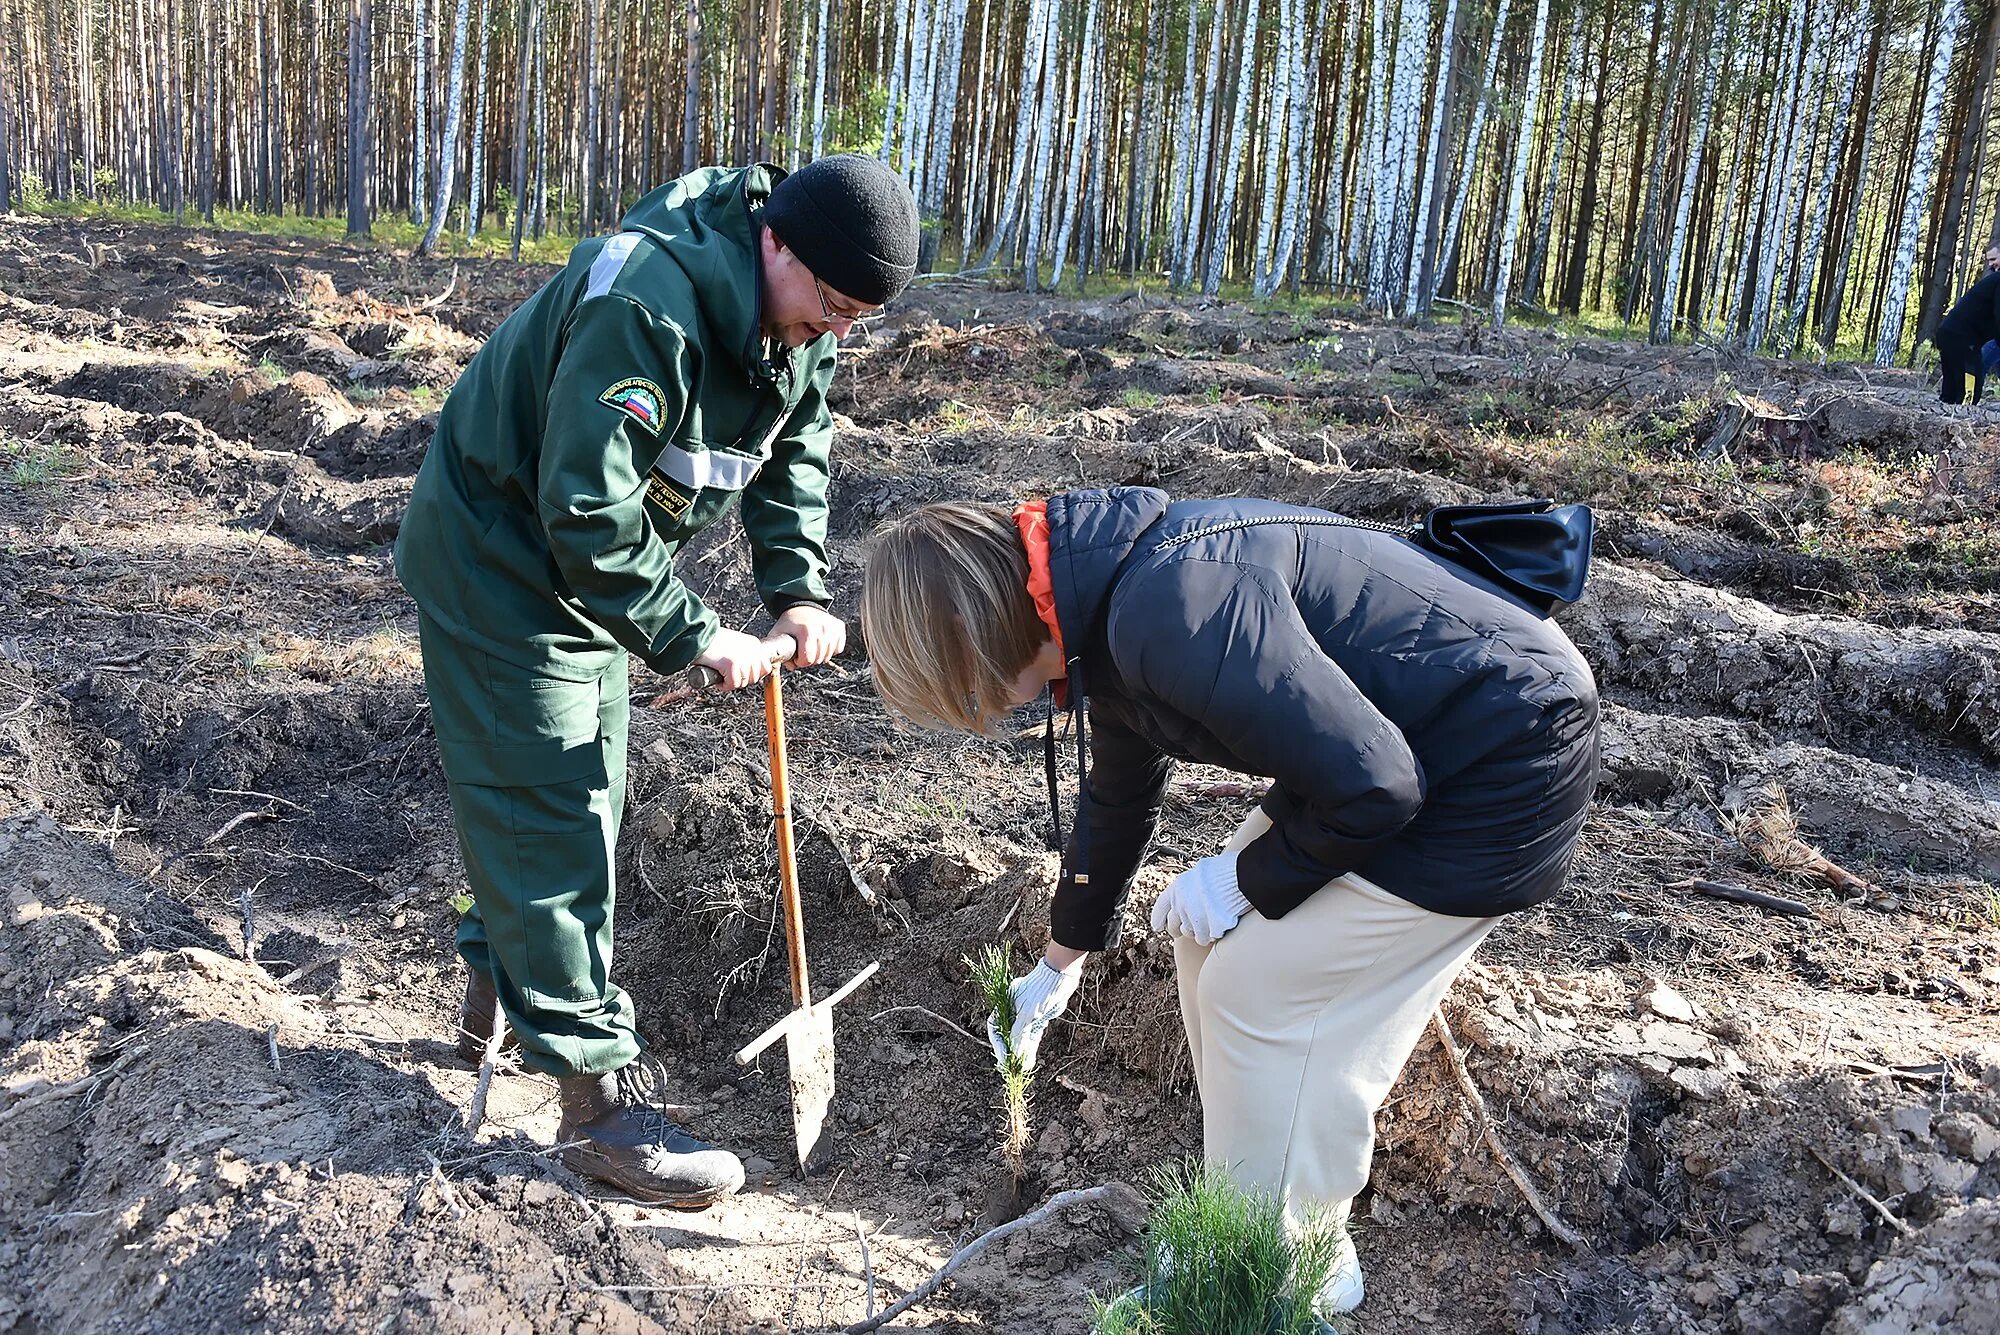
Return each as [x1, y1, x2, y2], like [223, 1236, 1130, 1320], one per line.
[396, 163, 836, 678]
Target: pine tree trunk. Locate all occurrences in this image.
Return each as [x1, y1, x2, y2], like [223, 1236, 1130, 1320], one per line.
[682, 0, 700, 173]
[166, 0, 184, 219]
[347, 0, 372, 237]
[509, 0, 537, 255]
[1917, 0, 1998, 346]
[1875, 0, 1963, 363]
[578, 0, 598, 234]
[1779, 13, 1866, 350]
[1522, 3, 1581, 309]
[1556, 0, 1613, 316]
[1492, 0, 1550, 327]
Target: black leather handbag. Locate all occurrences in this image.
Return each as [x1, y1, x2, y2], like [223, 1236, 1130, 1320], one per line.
[1411, 498, 1595, 616]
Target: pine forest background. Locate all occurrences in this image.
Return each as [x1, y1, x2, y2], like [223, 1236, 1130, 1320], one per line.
[0, 0, 1990, 364]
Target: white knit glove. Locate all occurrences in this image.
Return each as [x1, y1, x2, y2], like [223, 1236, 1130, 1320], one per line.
[987, 960, 1083, 1072]
[1150, 854, 1253, 946]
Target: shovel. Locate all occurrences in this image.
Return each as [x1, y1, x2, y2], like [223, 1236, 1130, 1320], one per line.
[678, 633, 879, 1173]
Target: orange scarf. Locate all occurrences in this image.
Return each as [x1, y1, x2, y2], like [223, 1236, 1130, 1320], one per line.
[1013, 500, 1067, 696]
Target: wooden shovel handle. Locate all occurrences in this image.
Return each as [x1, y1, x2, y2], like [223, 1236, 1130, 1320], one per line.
[682, 632, 799, 693]
[765, 667, 811, 1009]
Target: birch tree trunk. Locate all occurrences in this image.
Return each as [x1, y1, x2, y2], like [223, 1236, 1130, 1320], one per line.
[1021, 0, 1064, 289]
[1651, 4, 1726, 343]
[881, 0, 910, 162]
[1492, 0, 1550, 328]
[1163, 0, 1201, 283]
[1179, 0, 1229, 287]
[1251, 0, 1296, 296]
[1123, 0, 1168, 274]
[1204, 0, 1261, 294]
[975, 0, 1051, 270]
[1744, 0, 1810, 349]
[1779, 14, 1865, 351]
[418, 0, 470, 253]
[411, 0, 428, 224]
[1875, 0, 1963, 364]
[466, 0, 489, 238]
[1275, 0, 1325, 291]
[812, 0, 831, 157]
[1051, 0, 1100, 287]
[1404, 0, 1459, 309]
[1438, 0, 1511, 300]
[920, 0, 969, 270]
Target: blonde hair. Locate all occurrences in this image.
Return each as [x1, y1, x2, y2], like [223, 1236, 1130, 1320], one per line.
[861, 501, 1049, 734]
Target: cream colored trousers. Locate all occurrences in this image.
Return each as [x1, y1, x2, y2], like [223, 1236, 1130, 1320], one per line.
[1173, 808, 1501, 1230]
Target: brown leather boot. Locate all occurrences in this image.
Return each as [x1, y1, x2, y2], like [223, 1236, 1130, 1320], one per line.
[556, 1061, 745, 1209]
[454, 968, 516, 1063]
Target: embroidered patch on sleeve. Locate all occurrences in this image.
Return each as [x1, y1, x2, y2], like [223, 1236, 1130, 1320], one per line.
[599, 377, 667, 433]
[645, 470, 694, 521]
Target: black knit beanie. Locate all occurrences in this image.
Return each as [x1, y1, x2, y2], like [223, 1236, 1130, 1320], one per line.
[763, 155, 919, 306]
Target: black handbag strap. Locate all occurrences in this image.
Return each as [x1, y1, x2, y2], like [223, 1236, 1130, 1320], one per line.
[1153, 500, 1590, 617]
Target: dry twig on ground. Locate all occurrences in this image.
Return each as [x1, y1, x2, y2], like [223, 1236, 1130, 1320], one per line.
[1431, 1010, 1590, 1252]
[840, 1184, 1134, 1333]
[1809, 1147, 1914, 1238]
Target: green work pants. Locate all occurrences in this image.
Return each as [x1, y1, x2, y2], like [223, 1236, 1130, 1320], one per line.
[417, 613, 640, 1077]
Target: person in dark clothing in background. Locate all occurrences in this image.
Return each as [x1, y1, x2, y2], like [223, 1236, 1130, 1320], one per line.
[858, 489, 1600, 1316]
[1935, 266, 2000, 405]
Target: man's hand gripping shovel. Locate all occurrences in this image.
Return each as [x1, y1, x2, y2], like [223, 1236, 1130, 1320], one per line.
[656, 634, 879, 1173]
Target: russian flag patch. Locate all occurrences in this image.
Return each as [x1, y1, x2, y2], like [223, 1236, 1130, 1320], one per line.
[598, 377, 666, 433]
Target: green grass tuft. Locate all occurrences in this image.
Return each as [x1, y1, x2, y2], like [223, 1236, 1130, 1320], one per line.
[5, 441, 80, 488]
[1093, 1161, 1344, 1335]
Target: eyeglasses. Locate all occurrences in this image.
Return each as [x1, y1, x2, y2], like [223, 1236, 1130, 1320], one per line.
[812, 272, 881, 325]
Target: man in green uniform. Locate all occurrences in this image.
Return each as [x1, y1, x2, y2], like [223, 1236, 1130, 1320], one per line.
[395, 155, 918, 1207]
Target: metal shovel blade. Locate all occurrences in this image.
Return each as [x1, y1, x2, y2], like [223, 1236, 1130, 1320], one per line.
[784, 1003, 836, 1172]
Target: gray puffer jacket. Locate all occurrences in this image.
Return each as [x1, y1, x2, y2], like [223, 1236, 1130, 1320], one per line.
[1043, 487, 1599, 952]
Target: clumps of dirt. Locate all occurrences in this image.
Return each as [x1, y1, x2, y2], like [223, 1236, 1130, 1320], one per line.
[0, 812, 675, 1335]
[1829, 1199, 2000, 1333]
[1596, 703, 2000, 880]
[1371, 965, 2000, 1333]
[1560, 562, 2000, 765]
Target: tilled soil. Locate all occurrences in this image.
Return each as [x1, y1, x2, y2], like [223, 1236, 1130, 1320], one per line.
[2, 216, 1997, 1335]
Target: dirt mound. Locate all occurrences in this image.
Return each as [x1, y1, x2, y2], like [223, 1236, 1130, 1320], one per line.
[5, 216, 1999, 1334]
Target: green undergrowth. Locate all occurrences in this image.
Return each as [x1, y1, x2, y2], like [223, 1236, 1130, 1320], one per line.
[13, 197, 577, 264]
[1093, 1161, 1344, 1335]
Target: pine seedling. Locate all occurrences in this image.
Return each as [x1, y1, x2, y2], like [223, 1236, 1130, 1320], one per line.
[966, 943, 1032, 1180]
[1093, 1161, 1343, 1335]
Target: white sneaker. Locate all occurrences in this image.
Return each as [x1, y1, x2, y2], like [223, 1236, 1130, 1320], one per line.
[1314, 1230, 1365, 1315]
